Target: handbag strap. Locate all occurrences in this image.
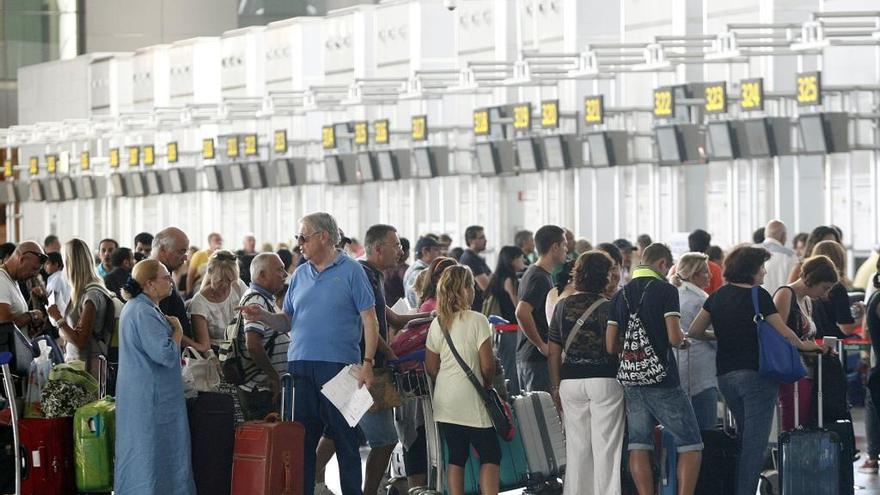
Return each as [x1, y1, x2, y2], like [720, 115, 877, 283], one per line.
[439, 320, 487, 398]
[562, 297, 607, 355]
[751, 286, 764, 321]
[231, 291, 275, 339]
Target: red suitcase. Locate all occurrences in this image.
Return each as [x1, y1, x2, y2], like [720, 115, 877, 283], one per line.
[19, 417, 76, 495]
[230, 373, 304, 495]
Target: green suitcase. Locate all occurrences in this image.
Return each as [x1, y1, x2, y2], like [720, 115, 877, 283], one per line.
[74, 355, 115, 492]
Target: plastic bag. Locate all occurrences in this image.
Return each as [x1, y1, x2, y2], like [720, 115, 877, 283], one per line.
[181, 347, 221, 398]
[24, 341, 52, 417]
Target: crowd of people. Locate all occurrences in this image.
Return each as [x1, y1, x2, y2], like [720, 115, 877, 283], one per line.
[0, 215, 878, 495]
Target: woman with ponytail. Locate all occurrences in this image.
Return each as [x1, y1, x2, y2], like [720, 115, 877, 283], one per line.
[115, 259, 195, 494]
[425, 265, 500, 495]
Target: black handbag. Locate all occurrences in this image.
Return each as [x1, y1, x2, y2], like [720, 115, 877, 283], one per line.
[439, 322, 515, 441]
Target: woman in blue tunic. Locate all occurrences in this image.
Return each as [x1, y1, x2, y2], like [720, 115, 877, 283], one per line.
[115, 259, 196, 495]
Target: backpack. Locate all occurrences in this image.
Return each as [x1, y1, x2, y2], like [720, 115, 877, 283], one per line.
[218, 292, 278, 386]
[389, 317, 434, 371]
[84, 283, 124, 353]
[616, 280, 669, 386]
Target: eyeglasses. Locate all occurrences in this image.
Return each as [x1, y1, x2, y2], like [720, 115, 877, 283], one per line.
[295, 231, 323, 244]
[22, 251, 48, 264]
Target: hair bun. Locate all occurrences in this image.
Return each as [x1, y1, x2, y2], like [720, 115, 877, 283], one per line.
[123, 277, 143, 297]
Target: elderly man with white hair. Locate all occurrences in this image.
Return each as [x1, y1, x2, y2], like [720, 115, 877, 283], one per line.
[761, 219, 798, 295]
[236, 252, 291, 421]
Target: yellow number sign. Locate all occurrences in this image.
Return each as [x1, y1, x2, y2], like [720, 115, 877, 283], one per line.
[143, 145, 155, 166]
[244, 134, 258, 156]
[374, 120, 389, 144]
[274, 130, 287, 153]
[354, 122, 368, 145]
[202, 139, 215, 160]
[797, 71, 821, 106]
[167, 142, 178, 163]
[128, 147, 140, 167]
[80, 152, 90, 171]
[584, 96, 604, 125]
[3, 160, 12, 178]
[226, 136, 239, 158]
[109, 149, 120, 168]
[411, 115, 427, 141]
[513, 104, 531, 130]
[704, 82, 727, 114]
[653, 88, 674, 118]
[322, 126, 336, 150]
[740, 78, 764, 111]
[473, 109, 489, 136]
[541, 100, 559, 128]
[29, 157, 39, 175]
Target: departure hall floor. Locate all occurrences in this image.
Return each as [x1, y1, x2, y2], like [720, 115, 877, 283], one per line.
[322, 406, 880, 494]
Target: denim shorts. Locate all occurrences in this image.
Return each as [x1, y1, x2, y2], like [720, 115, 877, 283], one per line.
[623, 386, 704, 453]
[359, 408, 399, 448]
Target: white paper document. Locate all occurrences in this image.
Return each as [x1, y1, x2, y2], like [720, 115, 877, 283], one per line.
[320, 364, 374, 427]
[391, 298, 413, 315]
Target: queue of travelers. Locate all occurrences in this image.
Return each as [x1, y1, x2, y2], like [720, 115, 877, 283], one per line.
[0, 215, 877, 495]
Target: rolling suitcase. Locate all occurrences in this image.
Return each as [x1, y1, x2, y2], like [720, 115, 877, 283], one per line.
[230, 373, 304, 495]
[73, 355, 115, 492]
[695, 428, 738, 495]
[779, 352, 844, 495]
[0, 350, 75, 495]
[655, 427, 677, 495]
[188, 391, 235, 495]
[511, 391, 565, 483]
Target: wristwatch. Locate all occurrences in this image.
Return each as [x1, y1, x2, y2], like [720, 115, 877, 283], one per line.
[363, 357, 375, 367]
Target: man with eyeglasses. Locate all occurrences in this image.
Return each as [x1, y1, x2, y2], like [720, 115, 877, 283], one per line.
[0, 241, 47, 329]
[241, 212, 380, 495]
[151, 227, 194, 345]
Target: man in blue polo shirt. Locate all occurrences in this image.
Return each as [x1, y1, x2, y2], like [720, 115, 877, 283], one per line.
[606, 243, 702, 495]
[241, 212, 380, 495]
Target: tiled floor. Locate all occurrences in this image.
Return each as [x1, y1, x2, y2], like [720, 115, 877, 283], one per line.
[323, 406, 880, 494]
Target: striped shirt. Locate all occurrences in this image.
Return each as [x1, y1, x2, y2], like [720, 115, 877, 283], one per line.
[238, 284, 291, 392]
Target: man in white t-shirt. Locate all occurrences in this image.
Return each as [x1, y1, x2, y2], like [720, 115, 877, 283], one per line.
[44, 252, 72, 320]
[0, 241, 47, 328]
[761, 220, 798, 295]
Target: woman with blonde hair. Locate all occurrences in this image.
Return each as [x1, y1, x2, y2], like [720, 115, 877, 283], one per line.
[47, 238, 114, 377]
[115, 259, 195, 494]
[669, 252, 717, 430]
[188, 250, 247, 352]
[425, 265, 500, 495]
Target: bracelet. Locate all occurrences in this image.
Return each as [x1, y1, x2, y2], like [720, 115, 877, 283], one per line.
[363, 357, 375, 366]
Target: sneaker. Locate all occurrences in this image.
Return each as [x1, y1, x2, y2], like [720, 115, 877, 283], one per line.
[858, 459, 878, 474]
[314, 482, 338, 495]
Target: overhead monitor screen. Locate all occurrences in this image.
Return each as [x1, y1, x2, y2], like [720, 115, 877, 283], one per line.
[61, 177, 76, 199]
[799, 115, 828, 154]
[145, 171, 162, 195]
[324, 156, 342, 184]
[377, 151, 398, 180]
[744, 119, 772, 157]
[229, 164, 247, 190]
[543, 136, 566, 170]
[168, 169, 184, 193]
[516, 139, 539, 172]
[128, 173, 145, 197]
[357, 153, 376, 182]
[246, 163, 266, 188]
[413, 148, 434, 178]
[588, 133, 610, 167]
[475, 143, 497, 175]
[656, 127, 683, 164]
[708, 122, 735, 160]
[274, 159, 293, 186]
[204, 167, 221, 191]
[6, 182, 18, 203]
[79, 177, 95, 199]
[47, 179, 62, 201]
[110, 174, 126, 196]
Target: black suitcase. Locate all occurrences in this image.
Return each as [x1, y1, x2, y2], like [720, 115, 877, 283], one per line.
[188, 391, 235, 495]
[695, 428, 738, 495]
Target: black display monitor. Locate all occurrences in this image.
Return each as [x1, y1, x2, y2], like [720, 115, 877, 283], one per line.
[476, 143, 498, 175]
[110, 174, 126, 197]
[324, 156, 342, 184]
[377, 151, 399, 180]
[61, 177, 77, 200]
[79, 177, 95, 199]
[168, 169, 184, 193]
[707, 121, 741, 160]
[743, 118, 772, 157]
[29, 180, 45, 202]
[357, 153, 378, 182]
[588, 133, 611, 167]
[145, 171, 163, 195]
[247, 163, 267, 188]
[516, 138, 542, 172]
[274, 159, 294, 186]
[128, 173, 145, 197]
[229, 163, 247, 190]
[656, 126, 685, 164]
[413, 148, 435, 178]
[204, 167, 222, 191]
[542, 136, 567, 170]
[6, 182, 19, 203]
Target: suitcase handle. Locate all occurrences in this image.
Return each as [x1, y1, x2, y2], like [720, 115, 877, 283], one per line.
[283, 451, 292, 492]
[280, 373, 293, 422]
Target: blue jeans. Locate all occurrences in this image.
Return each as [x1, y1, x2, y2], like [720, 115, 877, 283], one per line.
[288, 361, 363, 495]
[717, 370, 778, 495]
[623, 386, 703, 452]
[866, 387, 880, 458]
[690, 386, 719, 431]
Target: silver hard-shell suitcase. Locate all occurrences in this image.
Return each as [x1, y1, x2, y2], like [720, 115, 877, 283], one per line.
[512, 391, 566, 481]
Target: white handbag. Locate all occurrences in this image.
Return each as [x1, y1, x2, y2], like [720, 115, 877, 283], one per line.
[181, 347, 221, 397]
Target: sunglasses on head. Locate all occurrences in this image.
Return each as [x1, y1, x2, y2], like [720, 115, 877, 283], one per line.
[22, 251, 48, 264]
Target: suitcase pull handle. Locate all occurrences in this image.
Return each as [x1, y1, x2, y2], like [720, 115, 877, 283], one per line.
[282, 451, 292, 492]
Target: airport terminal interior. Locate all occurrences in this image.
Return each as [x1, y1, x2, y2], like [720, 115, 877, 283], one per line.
[2, 0, 880, 494]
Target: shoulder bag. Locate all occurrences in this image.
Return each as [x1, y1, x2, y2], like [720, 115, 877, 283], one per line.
[754, 286, 807, 384]
[439, 321, 515, 441]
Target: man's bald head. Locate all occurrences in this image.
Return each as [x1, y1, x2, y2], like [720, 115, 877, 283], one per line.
[152, 227, 190, 271]
[765, 220, 787, 245]
[7, 241, 46, 281]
